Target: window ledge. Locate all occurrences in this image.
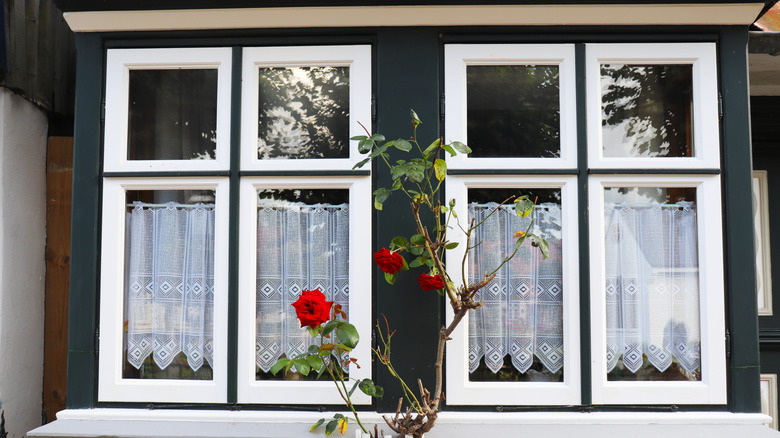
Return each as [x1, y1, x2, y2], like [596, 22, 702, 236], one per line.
[29, 409, 780, 438]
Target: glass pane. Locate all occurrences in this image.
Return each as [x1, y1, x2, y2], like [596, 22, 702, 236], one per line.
[600, 64, 694, 158]
[128, 69, 218, 161]
[255, 189, 350, 381]
[257, 67, 350, 160]
[604, 187, 701, 381]
[467, 188, 564, 383]
[123, 189, 216, 380]
[467, 65, 560, 158]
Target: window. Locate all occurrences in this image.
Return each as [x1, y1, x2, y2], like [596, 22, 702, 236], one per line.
[445, 42, 725, 406]
[98, 45, 372, 404]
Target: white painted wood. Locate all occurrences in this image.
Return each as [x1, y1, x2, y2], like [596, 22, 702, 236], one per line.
[62, 4, 765, 33]
[103, 48, 232, 172]
[761, 374, 778, 430]
[237, 175, 372, 404]
[444, 175, 580, 405]
[588, 175, 726, 404]
[98, 178, 229, 403]
[754, 170, 773, 316]
[240, 45, 371, 172]
[444, 44, 577, 170]
[586, 43, 720, 170]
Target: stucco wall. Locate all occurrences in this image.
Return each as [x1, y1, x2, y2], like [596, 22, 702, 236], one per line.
[0, 87, 48, 438]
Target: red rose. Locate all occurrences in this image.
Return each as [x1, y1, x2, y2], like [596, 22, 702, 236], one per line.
[291, 289, 333, 328]
[417, 273, 445, 291]
[373, 248, 405, 274]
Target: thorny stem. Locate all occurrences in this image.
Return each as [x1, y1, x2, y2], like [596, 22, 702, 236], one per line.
[324, 339, 370, 434]
[412, 203, 459, 310]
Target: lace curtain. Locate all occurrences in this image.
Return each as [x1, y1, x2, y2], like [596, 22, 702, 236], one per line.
[605, 202, 701, 375]
[125, 202, 215, 372]
[468, 203, 564, 374]
[255, 203, 350, 373]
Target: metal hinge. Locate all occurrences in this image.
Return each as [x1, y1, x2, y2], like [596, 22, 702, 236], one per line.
[371, 95, 377, 124]
[100, 99, 106, 127]
[95, 326, 100, 356]
[440, 94, 446, 122]
[718, 93, 723, 121]
[725, 329, 731, 359]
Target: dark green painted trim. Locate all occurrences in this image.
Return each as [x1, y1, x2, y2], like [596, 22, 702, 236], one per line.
[374, 29, 441, 413]
[575, 43, 592, 407]
[227, 46, 243, 404]
[719, 27, 761, 413]
[67, 33, 105, 409]
[447, 169, 579, 175]
[239, 170, 371, 177]
[103, 171, 231, 178]
[759, 329, 780, 344]
[588, 168, 721, 174]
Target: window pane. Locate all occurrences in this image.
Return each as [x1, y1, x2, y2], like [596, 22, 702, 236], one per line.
[600, 64, 693, 158]
[604, 187, 701, 381]
[467, 188, 564, 383]
[123, 189, 216, 380]
[257, 67, 350, 160]
[467, 65, 560, 158]
[128, 69, 218, 161]
[255, 189, 350, 381]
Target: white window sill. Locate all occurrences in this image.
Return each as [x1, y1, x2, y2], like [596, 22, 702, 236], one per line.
[28, 409, 780, 438]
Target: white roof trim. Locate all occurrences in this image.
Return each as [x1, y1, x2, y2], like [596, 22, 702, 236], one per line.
[63, 4, 764, 33]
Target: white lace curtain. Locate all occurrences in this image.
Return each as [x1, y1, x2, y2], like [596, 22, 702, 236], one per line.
[255, 203, 350, 373]
[468, 203, 564, 375]
[125, 202, 215, 372]
[605, 202, 701, 375]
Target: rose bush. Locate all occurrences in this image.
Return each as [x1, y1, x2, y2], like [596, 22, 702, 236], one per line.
[291, 289, 334, 328]
[373, 248, 406, 274]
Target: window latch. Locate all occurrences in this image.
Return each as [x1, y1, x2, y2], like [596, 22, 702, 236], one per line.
[725, 329, 731, 359]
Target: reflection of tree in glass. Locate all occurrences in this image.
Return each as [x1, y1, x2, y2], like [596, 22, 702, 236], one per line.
[601, 65, 693, 158]
[467, 65, 560, 158]
[258, 67, 349, 159]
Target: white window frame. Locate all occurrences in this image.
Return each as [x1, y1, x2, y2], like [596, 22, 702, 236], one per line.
[444, 175, 581, 405]
[588, 175, 726, 405]
[98, 177, 230, 403]
[586, 43, 720, 169]
[240, 45, 372, 171]
[237, 175, 372, 404]
[103, 48, 233, 172]
[444, 44, 578, 170]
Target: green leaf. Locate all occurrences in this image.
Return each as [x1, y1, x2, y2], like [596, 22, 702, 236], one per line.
[434, 159, 447, 181]
[374, 187, 391, 210]
[307, 326, 319, 338]
[270, 358, 289, 375]
[425, 258, 434, 267]
[337, 323, 360, 349]
[350, 135, 368, 141]
[294, 358, 311, 376]
[310, 419, 326, 432]
[358, 139, 373, 154]
[338, 417, 348, 434]
[410, 246, 424, 256]
[385, 271, 397, 285]
[352, 157, 371, 170]
[359, 379, 385, 398]
[410, 256, 426, 268]
[410, 109, 421, 125]
[321, 319, 341, 337]
[514, 196, 534, 218]
[391, 236, 408, 248]
[444, 242, 459, 249]
[308, 344, 320, 354]
[349, 379, 361, 396]
[410, 234, 426, 246]
[395, 139, 413, 152]
[369, 144, 388, 158]
[306, 355, 323, 371]
[529, 234, 550, 259]
[325, 419, 338, 436]
[424, 138, 442, 156]
[451, 141, 471, 154]
[370, 133, 386, 142]
[441, 144, 457, 157]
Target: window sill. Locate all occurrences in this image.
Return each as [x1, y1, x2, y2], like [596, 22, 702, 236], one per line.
[29, 409, 779, 438]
